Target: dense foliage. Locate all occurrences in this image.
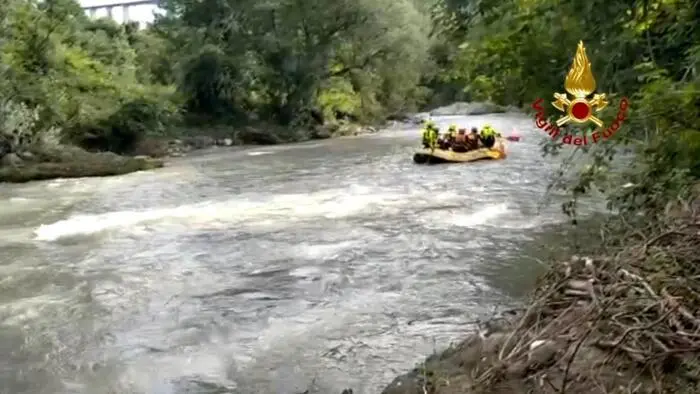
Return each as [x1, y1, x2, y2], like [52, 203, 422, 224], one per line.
[1, 0, 698, 218]
[430, 0, 700, 220]
[1, 0, 435, 159]
[0, 0, 180, 155]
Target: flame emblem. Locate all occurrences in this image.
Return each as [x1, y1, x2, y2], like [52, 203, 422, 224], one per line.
[552, 41, 608, 127]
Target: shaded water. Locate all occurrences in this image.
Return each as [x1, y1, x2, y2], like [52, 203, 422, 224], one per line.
[0, 115, 601, 394]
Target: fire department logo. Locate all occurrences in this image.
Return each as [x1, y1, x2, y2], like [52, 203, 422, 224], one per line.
[531, 40, 630, 146]
[552, 41, 608, 127]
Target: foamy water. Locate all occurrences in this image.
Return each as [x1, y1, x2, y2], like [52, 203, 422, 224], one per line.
[34, 188, 514, 242]
[247, 150, 274, 156]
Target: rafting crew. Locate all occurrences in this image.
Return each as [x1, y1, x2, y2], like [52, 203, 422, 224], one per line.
[451, 128, 468, 152]
[435, 124, 454, 149]
[421, 120, 440, 149]
[479, 125, 497, 148]
[446, 124, 457, 146]
[421, 120, 499, 152]
[465, 127, 480, 151]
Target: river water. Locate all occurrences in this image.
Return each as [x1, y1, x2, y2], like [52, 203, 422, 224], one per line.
[0, 115, 601, 394]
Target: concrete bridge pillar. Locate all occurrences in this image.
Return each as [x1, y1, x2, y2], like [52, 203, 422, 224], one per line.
[106, 6, 113, 18]
[123, 5, 129, 22]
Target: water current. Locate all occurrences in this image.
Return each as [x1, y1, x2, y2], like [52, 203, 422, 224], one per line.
[0, 114, 601, 394]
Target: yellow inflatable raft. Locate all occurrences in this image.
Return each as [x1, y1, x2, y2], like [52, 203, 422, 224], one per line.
[413, 139, 507, 164]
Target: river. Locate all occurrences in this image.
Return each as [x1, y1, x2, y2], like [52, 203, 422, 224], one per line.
[0, 114, 602, 394]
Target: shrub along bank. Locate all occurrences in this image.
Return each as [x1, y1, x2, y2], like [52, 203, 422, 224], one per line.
[376, 0, 700, 391]
[0, 0, 440, 182]
[380, 193, 700, 394]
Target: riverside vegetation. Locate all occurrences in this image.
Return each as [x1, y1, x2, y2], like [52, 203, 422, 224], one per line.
[2, 0, 700, 391]
[377, 0, 700, 392]
[0, 0, 442, 182]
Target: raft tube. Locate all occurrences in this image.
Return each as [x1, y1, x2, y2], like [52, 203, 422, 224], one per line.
[413, 139, 507, 164]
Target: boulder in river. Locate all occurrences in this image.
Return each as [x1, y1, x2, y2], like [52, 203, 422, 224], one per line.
[429, 101, 506, 116]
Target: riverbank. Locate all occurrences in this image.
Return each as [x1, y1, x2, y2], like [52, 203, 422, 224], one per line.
[0, 121, 379, 183]
[0, 144, 164, 183]
[1, 100, 510, 183]
[133, 121, 384, 158]
[381, 197, 700, 393]
[135, 99, 511, 158]
[0, 158, 162, 184]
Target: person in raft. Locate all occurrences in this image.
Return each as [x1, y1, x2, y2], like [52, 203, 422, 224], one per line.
[479, 124, 497, 148]
[450, 128, 469, 152]
[465, 127, 480, 151]
[438, 124, 457, 149]
[421, 120, 440, 149]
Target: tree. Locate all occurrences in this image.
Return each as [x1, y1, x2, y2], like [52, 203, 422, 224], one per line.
[0, 0, 179, 155]
[430, 0, 700, 220]
[158, 0, 433, 125]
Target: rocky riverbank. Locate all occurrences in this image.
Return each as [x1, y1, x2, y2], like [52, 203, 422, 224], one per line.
[146, 100, 513, 158]
[0, 121, 381, 183]
[379, 197, 700, 394]
[0, 101, 507, 183]
[0, 144, 163, 183]
[136, 122, 382, 158]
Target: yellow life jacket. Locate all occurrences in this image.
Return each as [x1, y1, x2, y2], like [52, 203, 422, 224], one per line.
[481, 126, 495, 138]
[428, 128, 439, 148]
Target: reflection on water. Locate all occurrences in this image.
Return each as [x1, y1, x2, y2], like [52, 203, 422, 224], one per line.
[0, 115, 604, 394]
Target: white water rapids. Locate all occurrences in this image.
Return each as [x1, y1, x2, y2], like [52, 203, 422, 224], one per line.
[0, 114, 604, 394]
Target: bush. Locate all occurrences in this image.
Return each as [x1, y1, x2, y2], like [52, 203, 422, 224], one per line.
[69, 96, 181, 154]
[0, 100, 40, 155]
[317, 77, 361, 122]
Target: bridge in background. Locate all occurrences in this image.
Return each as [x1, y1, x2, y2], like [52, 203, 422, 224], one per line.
[79, 0, 162, 27]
